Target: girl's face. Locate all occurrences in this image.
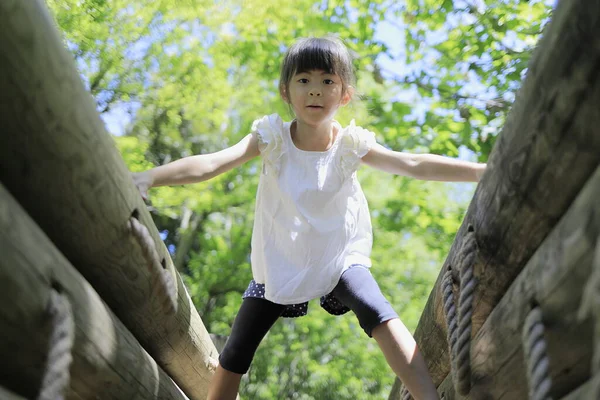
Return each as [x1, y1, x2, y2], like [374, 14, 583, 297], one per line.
[284, 69, 351, 125]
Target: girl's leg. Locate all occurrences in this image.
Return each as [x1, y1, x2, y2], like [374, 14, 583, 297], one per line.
[208, 366, 243, 400]
[208, 297, 285, 400]
[372, 318, 439, 400]
[332, 267, 439, 400]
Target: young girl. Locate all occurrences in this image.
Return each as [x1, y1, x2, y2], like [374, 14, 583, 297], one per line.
[133, 36, 486, 400]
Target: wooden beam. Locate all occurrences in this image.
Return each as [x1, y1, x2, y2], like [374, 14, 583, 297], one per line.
[437, 371, 600, 400]
[389, 0, 600, 397]
[0, 386, 26, 400]
[0, 1, 219, 399]
[434, 166, 599, 399]
[0, 184, 189, 400]
[558, 372, 600, 400]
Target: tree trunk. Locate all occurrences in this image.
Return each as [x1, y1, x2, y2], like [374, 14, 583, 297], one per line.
[0, 184, 189, 400]
[388, 0, 600, 397]
[0, 1, 219, 399]
[432, 166, 599, 399]
[173, 206, 205, 274]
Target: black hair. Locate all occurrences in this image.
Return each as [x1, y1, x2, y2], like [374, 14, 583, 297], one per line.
[279, 36, 356, 100]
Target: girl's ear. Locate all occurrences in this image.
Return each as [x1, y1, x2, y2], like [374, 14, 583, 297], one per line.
[340, 86, 354, 106]
[280, 86, 289, 103]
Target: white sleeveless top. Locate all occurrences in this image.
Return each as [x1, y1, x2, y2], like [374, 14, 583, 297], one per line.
[250, 114, 376, 304]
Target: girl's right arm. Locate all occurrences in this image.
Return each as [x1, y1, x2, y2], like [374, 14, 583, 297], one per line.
[132, 132, 260, 199]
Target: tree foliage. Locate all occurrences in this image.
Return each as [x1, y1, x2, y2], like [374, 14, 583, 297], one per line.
[47, 0, 552, 397]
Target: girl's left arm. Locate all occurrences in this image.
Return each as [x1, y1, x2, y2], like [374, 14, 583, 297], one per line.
[362, 143, 487, 182]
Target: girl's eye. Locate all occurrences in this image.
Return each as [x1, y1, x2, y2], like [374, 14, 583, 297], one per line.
[298, 78, 309, 83]
[324, 79, 335, 85]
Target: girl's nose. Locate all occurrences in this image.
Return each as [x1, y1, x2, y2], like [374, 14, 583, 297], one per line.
[309, 88, 322, 96]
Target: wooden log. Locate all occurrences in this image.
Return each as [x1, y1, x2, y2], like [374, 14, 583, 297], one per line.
[0, 184, 190, 400]
[0, 1, 219, 399]
[0, 386, 26, 400]
[390, 0, 600, 397]
[433, 165, 600, 399]
[558, 372, 600, 400]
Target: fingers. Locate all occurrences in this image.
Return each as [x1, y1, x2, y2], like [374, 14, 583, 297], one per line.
[131, 172, 151, 202]
[140, 186, 151, 203]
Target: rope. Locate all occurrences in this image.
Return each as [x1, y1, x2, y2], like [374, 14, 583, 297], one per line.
[129, 217, 177, 315]
[441, 228, 477, 395]
[522, 306, 552, 400]
[37, 289, 75, 400]
[399, 385, 412, 400]
[456, 231, 476, 395]
[442, 266, 458, 374]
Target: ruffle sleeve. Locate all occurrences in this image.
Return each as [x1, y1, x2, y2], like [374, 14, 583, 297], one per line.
[339, 120, 376, 177]
[251, 114, 285, 174]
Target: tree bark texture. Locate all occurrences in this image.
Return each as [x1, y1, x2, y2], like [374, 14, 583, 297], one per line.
[557, 373, 600, 400]
[0, 184, 190, 400]
[0, 386, 27, 400]
[433, 166, 600, 399]
[388, 0, 600, 397]
[0, 1, 219, 399]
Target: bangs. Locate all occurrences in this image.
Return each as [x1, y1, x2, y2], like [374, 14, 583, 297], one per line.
[289, 41, 342, 76]
[279, 36, 355, 98]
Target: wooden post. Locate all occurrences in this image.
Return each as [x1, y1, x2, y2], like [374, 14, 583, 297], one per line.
[0, 184, 190, 399]
[558, 372, 600, 400]
[0, 1, 219, 399]
[389, 0, 600, 397]
[434, 166, 600, 399]
[0, 386, 26, 400]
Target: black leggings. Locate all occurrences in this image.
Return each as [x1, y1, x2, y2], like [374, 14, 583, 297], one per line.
[219, 267, 398, 374]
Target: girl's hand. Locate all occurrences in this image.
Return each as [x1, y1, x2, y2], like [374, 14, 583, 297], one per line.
[131, 171, 154, 201]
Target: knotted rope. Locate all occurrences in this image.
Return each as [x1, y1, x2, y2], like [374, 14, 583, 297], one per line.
[129, 216, 177, 315]
[37, 289, 75, 400]
[399, 385, 412, 400]
[522, 306, 552, 400]
[442, 227, 477, 395]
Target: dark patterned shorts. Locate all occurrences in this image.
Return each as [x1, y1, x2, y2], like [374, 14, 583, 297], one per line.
[242, 265, 370, 318]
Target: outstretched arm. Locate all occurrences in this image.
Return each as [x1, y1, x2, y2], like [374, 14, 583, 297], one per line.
[362, 143, 486, 182]
[132, 133, 260, 198]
